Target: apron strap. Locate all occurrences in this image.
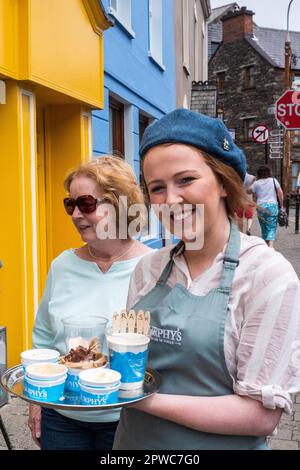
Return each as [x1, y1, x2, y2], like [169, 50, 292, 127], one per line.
[156, 240, 184, 286]
[219, 221, 240, 293]
[156, 223, 240, 291]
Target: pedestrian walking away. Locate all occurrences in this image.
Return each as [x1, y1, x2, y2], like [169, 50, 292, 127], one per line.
[28, 156, 151, 450]
[113, 108, 300, 450]
[250, 165, 284, 248]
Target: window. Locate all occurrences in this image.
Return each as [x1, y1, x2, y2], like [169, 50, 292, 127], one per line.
[211, 42, 220, 56]
[293, 130, 300, 145]
[291, 162, 300, 192]
[109, 97, 124, 158]
[243, 118, 255, 141]
[217, 108, 224, 121]
[194, 4, 199, 82]
[243, 66, 255, 89]
[292, 76, 300, 90]
[110, 0, 134, 36]
[182, 0, 190, 75]
[149, 0, 164, 68]
[216, 72, 226, 93]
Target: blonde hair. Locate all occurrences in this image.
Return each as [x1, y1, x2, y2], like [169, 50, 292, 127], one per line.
[64, 156, 145, 231]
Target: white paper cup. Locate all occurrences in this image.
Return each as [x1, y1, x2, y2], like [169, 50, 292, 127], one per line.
[25, 362, 67, 381]
[106, 333, 150, 390]
[78, 367, 121, 389]
[21, 349, 60, 370]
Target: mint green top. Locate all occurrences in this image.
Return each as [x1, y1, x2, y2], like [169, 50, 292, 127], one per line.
[32, 249, 144, 423]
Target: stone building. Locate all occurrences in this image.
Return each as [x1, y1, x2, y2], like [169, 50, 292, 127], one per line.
[208, 6, 300, 191]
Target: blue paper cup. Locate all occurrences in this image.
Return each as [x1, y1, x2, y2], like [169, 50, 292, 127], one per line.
[79, 382, 120, 406]
[64, 368, 82, 392]
[65, 363, 108, 392]
[78, 367, 121, 389]
[106, 333, 150, 390]
[24, 375, 66, 402]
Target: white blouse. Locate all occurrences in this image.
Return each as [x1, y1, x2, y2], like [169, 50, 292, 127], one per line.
[127, 233, 300, 414]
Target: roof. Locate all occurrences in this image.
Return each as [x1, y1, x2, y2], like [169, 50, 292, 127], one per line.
[208, 3, 239, 24]
[208, 6, 300, 71]
[251, 25, 300, 70]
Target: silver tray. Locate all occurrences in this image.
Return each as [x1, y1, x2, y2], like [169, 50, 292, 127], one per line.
[0, 365, 161, 411]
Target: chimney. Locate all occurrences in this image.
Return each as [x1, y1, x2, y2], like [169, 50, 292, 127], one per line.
[222, 6, 254, 44]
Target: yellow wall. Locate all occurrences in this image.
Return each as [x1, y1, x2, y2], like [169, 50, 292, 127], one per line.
[0, 0, 19, 79]
[0, 82, 35, 363]
[1, 0, 109, 107]
[45, 105, 87, 262]
[0, 0, 107, 367]
[28, 0, 105, 107]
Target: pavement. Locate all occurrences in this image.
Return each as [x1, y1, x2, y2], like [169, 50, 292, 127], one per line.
[0, 209, 300, 451]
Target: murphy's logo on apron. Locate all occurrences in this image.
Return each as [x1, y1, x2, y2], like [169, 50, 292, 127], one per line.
[150, 325, 182, 346]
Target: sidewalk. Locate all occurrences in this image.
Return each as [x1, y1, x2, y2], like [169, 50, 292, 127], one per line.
[1, 211, 300, 450]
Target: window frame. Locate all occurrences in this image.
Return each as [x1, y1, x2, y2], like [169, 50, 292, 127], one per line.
[243, 65, 255, 90]
[216, 71, 226, 94]
[109, 0, 135, 38]
[148, 0, 165, 70]
[182, 0, 190, 75]
[109, 96, 125, 158]
[243, 118, 256, 141]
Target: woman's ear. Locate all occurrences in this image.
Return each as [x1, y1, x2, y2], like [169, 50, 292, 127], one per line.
[220, 183, 228, 198]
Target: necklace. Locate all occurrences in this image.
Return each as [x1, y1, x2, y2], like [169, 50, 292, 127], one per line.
[87, 242, 134, 266]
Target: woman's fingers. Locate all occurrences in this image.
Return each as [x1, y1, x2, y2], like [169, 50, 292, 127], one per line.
[28, 404, 41, 447]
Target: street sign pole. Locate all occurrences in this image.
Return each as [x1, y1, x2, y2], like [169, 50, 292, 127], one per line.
[265, 141, 269, 165]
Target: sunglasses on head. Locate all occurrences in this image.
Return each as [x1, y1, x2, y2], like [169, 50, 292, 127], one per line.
[63, 195, 104, 215]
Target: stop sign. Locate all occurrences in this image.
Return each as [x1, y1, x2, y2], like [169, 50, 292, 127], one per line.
[275, 90, 300, 130]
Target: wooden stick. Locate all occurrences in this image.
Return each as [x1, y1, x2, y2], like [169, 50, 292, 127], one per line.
[120, 309, 128, 333]
[136, 310, 144, 334]
[127, 310, 136, 333]
[144, 311, 150, 336]
[112, 311, 121, 334]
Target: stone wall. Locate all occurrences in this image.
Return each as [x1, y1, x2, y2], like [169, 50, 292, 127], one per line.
[209, 38, 300, 183]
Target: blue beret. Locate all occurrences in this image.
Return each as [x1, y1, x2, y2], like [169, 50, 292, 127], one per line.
[140, 108, 246, 181]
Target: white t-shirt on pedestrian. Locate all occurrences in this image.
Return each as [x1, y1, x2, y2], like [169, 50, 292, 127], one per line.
[252, 177, 280, 205]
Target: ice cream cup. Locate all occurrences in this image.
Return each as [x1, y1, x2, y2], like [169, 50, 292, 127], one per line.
[118, 386, 144, 401]
[25, 362, 67, 382]
[78, 367, 121, 389]
[64, 367, 82, 392]
[24, 375, 66, 402]
[79, 382, 120, 406]
[106, 333, 150, 390]
[21, 349, 60, 371]
[65, 363, 108, 392]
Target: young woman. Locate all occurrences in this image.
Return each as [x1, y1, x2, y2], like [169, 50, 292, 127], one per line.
[251, 165, 284, 248]
[28, 156, 151, 450]
[113, 109, 300, 450]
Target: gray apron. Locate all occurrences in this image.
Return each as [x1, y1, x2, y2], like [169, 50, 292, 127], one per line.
[114, 223, 268, 450]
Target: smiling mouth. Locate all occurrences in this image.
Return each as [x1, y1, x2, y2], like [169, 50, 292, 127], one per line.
[170, 208, 196, 221]
[78, 225, 91, 230]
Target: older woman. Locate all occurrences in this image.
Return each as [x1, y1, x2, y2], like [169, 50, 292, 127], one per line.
[113, 109, 300, 450]
[28, 156, 151, 450]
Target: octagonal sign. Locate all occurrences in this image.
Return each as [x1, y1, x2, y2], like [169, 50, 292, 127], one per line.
[275, 90, 300, 130]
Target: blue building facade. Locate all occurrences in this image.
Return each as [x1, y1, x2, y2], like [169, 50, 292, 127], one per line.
[93, 0, 176, 247]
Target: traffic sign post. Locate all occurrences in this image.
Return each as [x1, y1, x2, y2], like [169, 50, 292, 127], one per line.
[275, 90, 300, 130]
[252, 125, 269, 164]
[275, 90, 300, 200]
[252, 125, 269, 144]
